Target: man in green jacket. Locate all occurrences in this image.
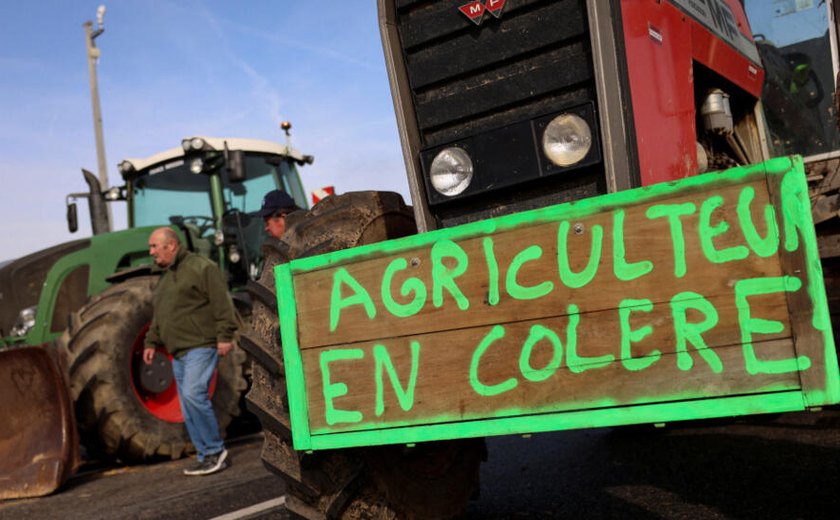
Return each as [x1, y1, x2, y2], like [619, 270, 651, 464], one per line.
[143, 227, 237, 476]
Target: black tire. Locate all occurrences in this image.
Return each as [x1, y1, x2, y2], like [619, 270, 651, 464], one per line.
[59, 275, 247, 462]
[242, 192, 485, 519]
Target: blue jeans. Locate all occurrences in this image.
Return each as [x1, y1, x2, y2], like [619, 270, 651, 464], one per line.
[172, 347, 225, 461]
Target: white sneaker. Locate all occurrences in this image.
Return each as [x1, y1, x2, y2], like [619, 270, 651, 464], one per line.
[183, 449, 229, 476]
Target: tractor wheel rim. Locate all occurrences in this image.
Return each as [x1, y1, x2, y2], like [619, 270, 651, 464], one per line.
[129, 323, 218, 423]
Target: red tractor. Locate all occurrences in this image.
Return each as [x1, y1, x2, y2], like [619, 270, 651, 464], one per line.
[244, 2, 836, 519]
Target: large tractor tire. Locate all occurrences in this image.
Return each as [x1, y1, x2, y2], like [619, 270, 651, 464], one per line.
[59, 275, 247, 462]
[242, 191, 485, 519]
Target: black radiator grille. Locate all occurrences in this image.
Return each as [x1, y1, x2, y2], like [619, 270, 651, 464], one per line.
[396, 0, 596, 148]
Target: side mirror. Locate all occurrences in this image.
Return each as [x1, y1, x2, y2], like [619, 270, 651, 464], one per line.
[67, 201, 78, 233]
[226, 149, 246, 183]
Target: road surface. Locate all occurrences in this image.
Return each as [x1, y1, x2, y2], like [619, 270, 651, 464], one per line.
[2, 409, 839, 519]
[0, 434, 286, 520]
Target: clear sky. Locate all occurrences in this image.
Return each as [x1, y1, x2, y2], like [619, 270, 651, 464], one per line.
[0, 1, 409, 261]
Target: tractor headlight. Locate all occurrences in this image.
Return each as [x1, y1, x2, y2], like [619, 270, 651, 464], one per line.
[10, 306, 37, 337]
[430, 147, 474, 197]
[104, 186, 123, 201]
[214, 229, 225, 246]
[181, 137, 206, 152]
[189, 158, 204, 174]
[228, 245, 241, 264]
[542, 113, 592, 167]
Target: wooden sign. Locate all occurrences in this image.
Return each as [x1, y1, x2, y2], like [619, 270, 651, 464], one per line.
[276, 156, 840, 451]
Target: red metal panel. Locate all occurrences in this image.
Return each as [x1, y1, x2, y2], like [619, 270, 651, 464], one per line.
[620, 0, 764, 186]
[691, 16, 764, 98]
[621, 0, 697, 186]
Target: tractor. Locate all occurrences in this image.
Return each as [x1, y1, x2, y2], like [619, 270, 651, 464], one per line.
[241, 1, 840, 519]
[0, 134, 311, 498]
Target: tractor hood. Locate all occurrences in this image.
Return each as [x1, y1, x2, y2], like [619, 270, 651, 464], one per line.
[0, 239, 89, 336]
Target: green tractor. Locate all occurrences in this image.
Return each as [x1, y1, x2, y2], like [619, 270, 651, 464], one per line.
[0, 134, 311, 498]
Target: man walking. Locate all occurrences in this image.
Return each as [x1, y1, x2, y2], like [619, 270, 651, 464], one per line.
[143, 227, 237, 476]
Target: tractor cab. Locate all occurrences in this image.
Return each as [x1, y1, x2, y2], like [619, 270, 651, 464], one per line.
[115, 136, 310, 285]
[744, 1, 840, 273]
[745, 0, 840, 159]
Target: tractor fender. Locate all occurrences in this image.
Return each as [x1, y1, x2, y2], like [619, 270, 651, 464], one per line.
[104, 264, 156, 285]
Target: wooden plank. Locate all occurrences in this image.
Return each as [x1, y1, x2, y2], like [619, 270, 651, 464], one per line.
[809, 193, 839, 224]
[302, 301, 798, 433]
[294, 178, 783, 349]
[818, 232, 840, 259]
[304, 391, 809, 450]
[765, 157, 840, 407]
[305, 341, 799, 434]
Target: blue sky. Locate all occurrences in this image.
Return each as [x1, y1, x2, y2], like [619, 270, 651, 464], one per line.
[0, 1, 408, 260]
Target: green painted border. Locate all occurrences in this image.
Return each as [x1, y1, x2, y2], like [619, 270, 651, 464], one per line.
[275, 263, 312, 449]
[306, 379, 800, 436]
[276, 156, 839, 451]
[305, 391, 805, 450]
[783, 156, 840, 406]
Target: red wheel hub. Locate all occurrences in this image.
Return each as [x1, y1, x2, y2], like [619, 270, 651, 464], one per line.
[130, 323, 218, 423]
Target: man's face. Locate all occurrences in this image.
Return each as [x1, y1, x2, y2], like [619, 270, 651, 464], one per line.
[148, 231, 179, 267]
[264, 212, 287, 240]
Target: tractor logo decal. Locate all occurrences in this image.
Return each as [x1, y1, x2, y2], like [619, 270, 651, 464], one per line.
[459, 0, 505, 25]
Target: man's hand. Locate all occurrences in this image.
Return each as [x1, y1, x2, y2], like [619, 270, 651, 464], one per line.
[217, 341, 234, 357]
[142, 347, 156, 365]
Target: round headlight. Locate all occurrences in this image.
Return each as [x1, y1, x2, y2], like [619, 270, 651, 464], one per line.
[542, 114, 592, 167]
[10, 306, 37, 337]
[228, 246, 241, 264]
[190, 137, 206, 150]
[20, 306, 36, 326]
[430, 147, 474, 197]
[214, 229, 225, 246]
[189, 158, 204, 174]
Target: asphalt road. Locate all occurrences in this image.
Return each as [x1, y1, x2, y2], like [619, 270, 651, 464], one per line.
[0, 433, 286, 520]
[466, 408, 840, 519]
[2, 409, 839, 519]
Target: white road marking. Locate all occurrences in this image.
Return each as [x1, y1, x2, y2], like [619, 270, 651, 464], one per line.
[209, 496, 286, 520]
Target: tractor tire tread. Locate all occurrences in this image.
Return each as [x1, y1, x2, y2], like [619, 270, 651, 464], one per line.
[244, 192, 483, 519]
[60, 275, 246, 462]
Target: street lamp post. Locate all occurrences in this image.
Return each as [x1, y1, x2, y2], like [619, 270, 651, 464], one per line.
[83, 5, 112, 233]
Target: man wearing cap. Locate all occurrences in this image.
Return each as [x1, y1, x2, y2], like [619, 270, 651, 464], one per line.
[253, 189, 301, 240]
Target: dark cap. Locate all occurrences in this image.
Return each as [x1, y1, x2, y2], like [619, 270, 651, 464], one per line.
[252, 189, 300, 218]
